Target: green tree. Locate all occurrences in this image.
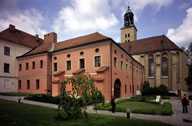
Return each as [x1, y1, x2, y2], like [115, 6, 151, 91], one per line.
[57, 74, 104, 120]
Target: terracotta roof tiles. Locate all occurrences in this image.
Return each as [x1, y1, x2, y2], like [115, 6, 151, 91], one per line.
[119, 35, 182, 55]
[0, 25, 43, 48]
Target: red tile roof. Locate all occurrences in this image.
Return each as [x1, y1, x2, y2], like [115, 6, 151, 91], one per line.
[54, 32, 110, 52]
[119, 35, 182, 55]
[96, 66, 109, 73]
[0, 25, 43, 48]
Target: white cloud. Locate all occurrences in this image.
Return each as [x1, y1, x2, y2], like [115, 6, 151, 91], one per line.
[52, 0, 118, 40]
[0, 1, 47, 38]
[167, 8, 192, 47]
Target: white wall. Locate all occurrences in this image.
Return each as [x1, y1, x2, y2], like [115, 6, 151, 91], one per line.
[0, 39, 32, 92]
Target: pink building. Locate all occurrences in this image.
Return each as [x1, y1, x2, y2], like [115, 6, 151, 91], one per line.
[17, 32, 144, 101]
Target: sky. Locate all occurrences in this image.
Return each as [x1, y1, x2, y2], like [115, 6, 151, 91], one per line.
[0, 0, 192, 48]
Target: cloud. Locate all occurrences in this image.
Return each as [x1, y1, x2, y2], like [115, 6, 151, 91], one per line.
[167, 8, 192, 47]
[0, 0, 47, 37]
[52, 0, 118, 40]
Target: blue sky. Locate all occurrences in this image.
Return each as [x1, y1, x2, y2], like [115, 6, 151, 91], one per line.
[0, 0, 192, 48]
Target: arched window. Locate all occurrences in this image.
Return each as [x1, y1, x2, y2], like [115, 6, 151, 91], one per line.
[162, 55, 168, 76]
[148, 55, 154, 77]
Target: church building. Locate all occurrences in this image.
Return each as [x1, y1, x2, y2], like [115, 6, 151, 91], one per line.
[120, 6, 188, 94]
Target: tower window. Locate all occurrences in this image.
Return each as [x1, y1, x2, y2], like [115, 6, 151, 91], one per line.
[114, 57, 117, 68]
[125, 34, 127, 38]
[128, 33, 130, 37]
[121, 61, 124, 71]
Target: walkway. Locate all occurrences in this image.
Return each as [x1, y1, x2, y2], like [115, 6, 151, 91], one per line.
[0, 95, 192, 126]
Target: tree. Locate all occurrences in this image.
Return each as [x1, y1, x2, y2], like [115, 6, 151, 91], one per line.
[185, 42, 192, 90]
[57, 74, 104, 120]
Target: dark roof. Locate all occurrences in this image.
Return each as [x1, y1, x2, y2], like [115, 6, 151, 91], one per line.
[119, 35, 182, 55]
[54, 32, 110, 52]
[0, 25, 43, 48]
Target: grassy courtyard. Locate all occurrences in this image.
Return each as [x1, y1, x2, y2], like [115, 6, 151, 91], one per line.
[95, 96, 173, 115]
[0, 99, 172, 126]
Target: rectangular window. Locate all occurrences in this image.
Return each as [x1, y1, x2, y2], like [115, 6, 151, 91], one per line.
[4, 63, 10, 73]
[66, 60, 71, 70]
[125, 85, 127, 94]
[79, 58, 85, 69]
[18, 80, 21, 89]
[40, 60, 43, 68]
[54, 63, 57, 72]
[94, 56, 101, 67]
[26, 63, 29, 70]
[19, 64, 22, 71]
[36, 79, 40, 89]
[4, 46, 10, 56]
[148, 59, 154, 77]
[114, 57, 117, 68]
[27, 80, 30, 89]
[121, 61, 123, 71]
[32, 61, 35, 69]
[126, 64, 128, 72]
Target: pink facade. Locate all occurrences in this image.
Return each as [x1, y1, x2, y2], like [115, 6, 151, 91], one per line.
[17, 32, 144, 101]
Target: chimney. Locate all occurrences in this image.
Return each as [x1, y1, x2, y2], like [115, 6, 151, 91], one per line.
[44, 32, 57, 43]
[9, 24, 15, 31]
[35, 34, 39, 41]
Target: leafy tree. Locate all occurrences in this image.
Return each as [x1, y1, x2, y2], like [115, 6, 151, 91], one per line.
[185, 42, 192, 89]
[57, 74, 104, 120]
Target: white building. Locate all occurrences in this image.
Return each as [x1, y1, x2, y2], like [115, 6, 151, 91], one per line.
[0, 24, 42, 92]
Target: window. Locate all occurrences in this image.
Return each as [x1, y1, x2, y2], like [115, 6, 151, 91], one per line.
[162, 57, 168, 76]
[66, 60, 71, 70]
[32, 61, 35, 69]
[54, 63, 57, 72]
[36, 79, 40, 89]
[121, 61, 123, 71]
[79, 58, 85, 69]
[40, 60, 43, 68]
[128, 40, 130, 42]
[94, 56, 101, 67]
[121, 55, 123, 58]
[148, 55, 154, 77]
[4, 46, 10, 56]
[125, 34, 127, 38]
[4, 63, 9, 73]
[80, 51, 84, 56]
[18, 80, 21, 89]
[19, 64, 22, 71]
[27, 80, 30, 89]
[114, 57, 117, 68]
[114, 50, 117, 54]
[125, 85, 127, 94]
[95, 48, 99, 53]
[67, 54, 70, 58]
[26, 63, 29, 70]
[126, 64, 128, 72]
[54, 57, 57, 60]
[128, 33, 130, 37]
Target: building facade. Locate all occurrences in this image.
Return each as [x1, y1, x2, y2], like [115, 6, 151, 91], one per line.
[0, 25, 42, 92]
[120, 6, 188, 93]
[17, 32, 144, 101]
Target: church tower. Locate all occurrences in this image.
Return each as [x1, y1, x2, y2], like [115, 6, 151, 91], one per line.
[121, 6, 137, 43]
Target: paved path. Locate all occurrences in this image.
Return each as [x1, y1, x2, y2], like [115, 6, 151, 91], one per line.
[0, 95, 192, 126]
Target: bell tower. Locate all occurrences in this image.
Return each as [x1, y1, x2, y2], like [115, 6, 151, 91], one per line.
[121, 5, 137, 43]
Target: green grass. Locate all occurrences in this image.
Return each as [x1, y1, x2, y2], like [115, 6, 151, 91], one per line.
[0, 92, 31, 96]
[0, 99, 172, 126]
[95, 97, 173, 115]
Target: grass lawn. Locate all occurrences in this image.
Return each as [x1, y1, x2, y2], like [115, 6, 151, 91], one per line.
[95, 97, 173, 115]
[0, 99, 172, 126]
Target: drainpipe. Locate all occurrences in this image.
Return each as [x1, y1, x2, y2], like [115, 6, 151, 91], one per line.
[110, 42, 113, 99]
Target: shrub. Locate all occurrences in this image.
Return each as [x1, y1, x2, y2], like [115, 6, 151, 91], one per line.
[24, 94, 60, 104]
